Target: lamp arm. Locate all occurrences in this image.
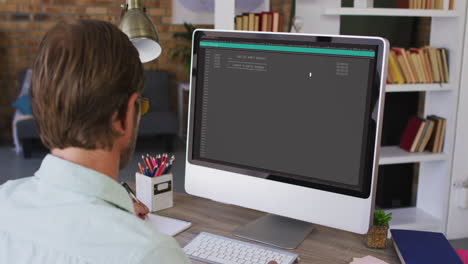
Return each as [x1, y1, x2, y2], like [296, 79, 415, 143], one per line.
[127, 0, 143, 9]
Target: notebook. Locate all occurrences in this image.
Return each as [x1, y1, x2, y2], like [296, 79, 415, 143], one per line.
[146, 214, 192, 237]
[391, 229, 463, 264]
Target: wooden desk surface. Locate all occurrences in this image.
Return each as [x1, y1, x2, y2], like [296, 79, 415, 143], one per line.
[157, 193, 400, 264]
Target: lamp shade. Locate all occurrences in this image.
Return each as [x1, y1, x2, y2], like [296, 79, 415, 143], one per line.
[119, 2, 162, 63]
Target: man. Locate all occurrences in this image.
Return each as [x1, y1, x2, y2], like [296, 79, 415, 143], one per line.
[0, 19, 190, 263]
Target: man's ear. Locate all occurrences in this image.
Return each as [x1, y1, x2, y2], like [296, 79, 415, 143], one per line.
[113, 92, 139, 136]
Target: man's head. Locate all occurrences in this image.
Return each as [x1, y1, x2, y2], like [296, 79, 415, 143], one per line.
[31, 19, 144, 169]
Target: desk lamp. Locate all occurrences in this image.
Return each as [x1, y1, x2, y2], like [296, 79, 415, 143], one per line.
[119, 0, 162, 63]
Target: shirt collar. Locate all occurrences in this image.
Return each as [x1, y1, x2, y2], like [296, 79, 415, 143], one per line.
[35, 154, 135, 215]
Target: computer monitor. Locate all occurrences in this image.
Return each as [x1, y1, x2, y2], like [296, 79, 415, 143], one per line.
[185, 30, 388, 249]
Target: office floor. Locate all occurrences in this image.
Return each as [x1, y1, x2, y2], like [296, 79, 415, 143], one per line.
[0, 140, 467, 251]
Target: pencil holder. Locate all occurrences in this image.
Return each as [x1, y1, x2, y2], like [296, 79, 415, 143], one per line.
[135, 172, 173, 212]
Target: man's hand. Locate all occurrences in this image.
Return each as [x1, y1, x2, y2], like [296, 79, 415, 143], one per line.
[132, 199, 149, 220]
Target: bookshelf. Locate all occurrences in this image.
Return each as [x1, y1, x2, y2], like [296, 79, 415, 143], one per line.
[386, 83, 451, 92]
[324, 8, 459, 17]
[294, 0, 466, 238]
[385, 207, 443, 233]
[213, 0, 270, 30]
[213, 0, 467, 238]
[379, 146, 448, 165]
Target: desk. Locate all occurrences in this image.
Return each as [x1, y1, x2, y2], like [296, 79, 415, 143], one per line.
[157, 193, 400, 264]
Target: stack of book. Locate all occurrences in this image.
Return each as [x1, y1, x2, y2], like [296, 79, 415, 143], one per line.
[235, 12, 281, 32]
[391, 229, 464, 264]
[400, 116, 446, 153]
[387, 47, 449, 84]
[396, 0, 454, 9]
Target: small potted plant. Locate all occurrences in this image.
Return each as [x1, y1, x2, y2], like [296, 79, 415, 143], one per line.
[367, 209, 392, 249]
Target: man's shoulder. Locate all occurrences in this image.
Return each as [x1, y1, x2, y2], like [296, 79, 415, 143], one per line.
[0, 177, 189, 263]
[0, 177, 36, 198]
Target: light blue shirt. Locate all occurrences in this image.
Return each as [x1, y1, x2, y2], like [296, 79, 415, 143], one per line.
[0, 154, 190, 264]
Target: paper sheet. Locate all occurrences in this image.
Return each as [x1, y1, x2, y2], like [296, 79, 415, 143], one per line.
[350, 255, 389, 264]
[146, 214, 192, 237]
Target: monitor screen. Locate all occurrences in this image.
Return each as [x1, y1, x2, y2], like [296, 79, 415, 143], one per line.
[188, 31, 384, 198]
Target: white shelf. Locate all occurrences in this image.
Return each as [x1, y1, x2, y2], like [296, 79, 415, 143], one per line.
[386, 83, 451, 93]
[379, 146, 448, 165]
[324, 8, 459, 17]
[385, 207, 443, 236]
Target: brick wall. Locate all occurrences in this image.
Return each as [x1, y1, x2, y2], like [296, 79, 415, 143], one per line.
[0, 0, 290, 143]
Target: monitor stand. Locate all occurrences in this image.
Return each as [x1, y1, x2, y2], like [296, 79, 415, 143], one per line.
[232, 214, 314, 249]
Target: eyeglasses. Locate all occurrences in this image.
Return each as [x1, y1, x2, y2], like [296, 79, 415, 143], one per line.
[138, 96, 150, 116]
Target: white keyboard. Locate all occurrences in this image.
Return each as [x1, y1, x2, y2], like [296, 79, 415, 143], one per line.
[183, 232, 299, 264]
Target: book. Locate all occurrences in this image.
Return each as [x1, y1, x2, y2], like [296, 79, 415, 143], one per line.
[403, 49, 417, 83]
[438, 117, 447, 152]
[254, 14, 260, 31]
[408, 49, 424, 83]
[387, 67, 395, 84]
[417, 0, 423, 9]
[266, 12, 273, 31]
[390, 229, 463, 264]
[417, 49, 430, 82]
[272, 12, 280, 32]
[400, 117, 425, 152]
[406, 50, 421, 83]
[396, 0, 409, 8]
[242, 13, 249, 31]
[421, 48, 434, 83]
[260, 12, 269, 31]
[427, 115, 443, 152]
[416, 118, 434, 152]
[394, 47, 417, 83]
[441, 48, 449, 82]
[416, 50, 430, 83]
[388, 51, 405, 84]
[410, 119, 427, 152]
[248, 13, 255, 31]
[436, 49, 445, 82]
[415, 52, 426, 82]
[426, 0, 433, 9]
[235, 16, 242, 31]
[422, 49, 434, 82]
[387, 47, 448, 84]
[426, 47, 441, 82]
[401, 0, 447, 9]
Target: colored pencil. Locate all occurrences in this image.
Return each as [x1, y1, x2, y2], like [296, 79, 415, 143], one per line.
[138, 162, 144, 175]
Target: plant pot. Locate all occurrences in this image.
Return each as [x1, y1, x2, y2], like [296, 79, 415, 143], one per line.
[366, 225, 388, 249]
